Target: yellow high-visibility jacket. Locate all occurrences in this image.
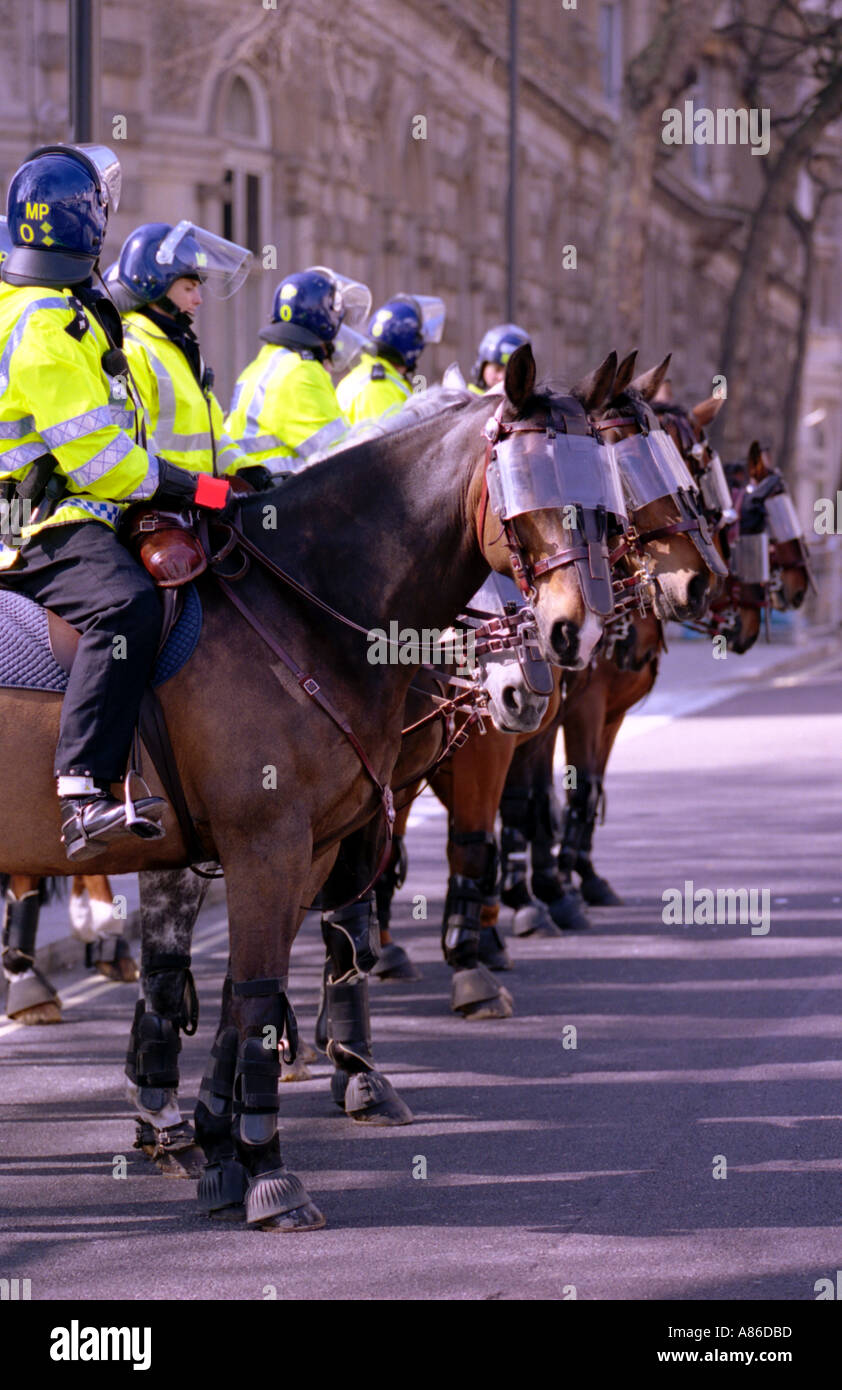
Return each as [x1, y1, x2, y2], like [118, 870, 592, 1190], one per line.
[336, 351, 411, 425]
[122, 310, 245, 477]
[0, 283, 158, 570]
[225, 344, 347, 473]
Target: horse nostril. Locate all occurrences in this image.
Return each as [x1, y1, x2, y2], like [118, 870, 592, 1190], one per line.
[551, 619, 579, 665]
[502, 685, 522, 715]
[687, 571, 709, 614]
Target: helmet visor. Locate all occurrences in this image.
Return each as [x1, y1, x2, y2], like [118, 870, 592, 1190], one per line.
[76, 144, 122, 212]
[155, 220, 252, 298]
[310, 267, 372, 330]
[413, 295, 446, 344]
[330, 323, 368, 373]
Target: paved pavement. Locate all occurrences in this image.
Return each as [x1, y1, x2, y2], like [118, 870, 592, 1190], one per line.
[1, 635, 841, 1301]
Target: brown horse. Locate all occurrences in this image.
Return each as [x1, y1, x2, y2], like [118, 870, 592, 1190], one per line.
[2, 344, 620, 1229]
[376, 353, 725, 1004]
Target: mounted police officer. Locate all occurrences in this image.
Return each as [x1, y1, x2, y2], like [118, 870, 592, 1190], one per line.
[114, 222, 263, 485]
[0, 143, 235, 862]
[469, 322, 530, 395]
[337, 293, 445, 424]
[225, 265, 370, 476]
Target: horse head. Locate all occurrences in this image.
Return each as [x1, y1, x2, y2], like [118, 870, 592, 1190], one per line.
[596, 355, 726, 621]
[475, 343, 622, 670]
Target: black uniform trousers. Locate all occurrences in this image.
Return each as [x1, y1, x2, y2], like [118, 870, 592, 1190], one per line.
[0, 520, 162, 782]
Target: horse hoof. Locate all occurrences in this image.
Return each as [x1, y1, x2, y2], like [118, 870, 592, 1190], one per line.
[95, 955, 140, 984]
[281, 1055, 312, 1082]
[245, 1168, 326, 1231]
[198, 1157, 248, 1217]
[255, 1200, 327, 1233]
[451, 965, 514, 1020]
[9, 1000, 63, 1025]
[546, 892, 590, 931]
[580, 875, 623, 907]
[157, 1144, 207, 1179]
[511, 902, 561, 938]
[461, 985, 514, 1020]
[477, 926, 512, 971]
[371, 942, 420, 981]
[344, 1070, 413, 1125]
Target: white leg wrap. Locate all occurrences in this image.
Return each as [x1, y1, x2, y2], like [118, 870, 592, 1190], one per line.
[69, 890, 120, 942]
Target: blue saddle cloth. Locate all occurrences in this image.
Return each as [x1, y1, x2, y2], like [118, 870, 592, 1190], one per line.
[0, 583, 202, 693]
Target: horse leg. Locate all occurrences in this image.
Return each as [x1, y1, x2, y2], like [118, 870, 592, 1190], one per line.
[522, 724, 591, 932]
[371, 799, 419, 981]
[316, 827, 412, 1124]
[1, 875, 62, 1024]
[213, 840, 324, 1232]
[124, 868, 208, 1177]
[575, 715, 624, 906]
[500, 732, 563, 937]
[432, 741, 514, 1020]
[70, 874, 139, 983]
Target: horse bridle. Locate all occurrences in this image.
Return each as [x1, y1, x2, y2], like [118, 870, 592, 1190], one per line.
[477, 396, 615, 601]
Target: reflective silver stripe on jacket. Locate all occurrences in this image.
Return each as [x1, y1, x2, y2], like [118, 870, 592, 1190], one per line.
[242, 349, 292, 441]
[0, 416, 35, 439]
[0, 296, 69, 396]
[0, 439, 53, 474]
[296, 416, 346, 456]
[64, 431, 138, 488]
[131, 332, 212, 455]
[40, 405, 115, 449]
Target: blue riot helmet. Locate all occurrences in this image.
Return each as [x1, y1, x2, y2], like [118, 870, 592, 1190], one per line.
[471, 322, 531, 387]
[117, 220, 251, 307]
[102, 259, 143, 316]
[262, 265, 372, 368]
[368, 294, 446, 372]
[3, 143, 121, 287]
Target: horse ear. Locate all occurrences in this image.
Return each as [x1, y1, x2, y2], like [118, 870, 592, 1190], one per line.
[503, 343, 537, 410]
[612, 350, 638, 398]
[571, 350, 618, 413]
[747, 439, 761, 466]
[690, 395, 724, 428]
[631, 353, 672, 402]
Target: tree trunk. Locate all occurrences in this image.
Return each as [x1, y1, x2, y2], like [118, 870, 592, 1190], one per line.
[710, 66, 842, 456]
[777, 210, 814, 479]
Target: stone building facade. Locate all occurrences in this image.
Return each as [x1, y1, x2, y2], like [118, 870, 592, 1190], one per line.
[0, 0, 839, 618]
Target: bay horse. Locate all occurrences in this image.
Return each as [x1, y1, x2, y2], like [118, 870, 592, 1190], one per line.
[1, 343, 615, 1229]
[373, 353, 726, 1000]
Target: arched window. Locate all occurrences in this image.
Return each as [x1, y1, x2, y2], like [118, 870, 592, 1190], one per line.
[203, 68, 272, 408]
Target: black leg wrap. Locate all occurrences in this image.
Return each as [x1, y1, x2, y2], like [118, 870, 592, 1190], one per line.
[441, 874, 483, 969]
[320, 894, 379, 978]
[500, 825, 531, 909]
[229, 979, 297, 1149]
[85, 934, 137, 971]
[125, 999, 183, 1112]
[374, 835, 407, 931]
[2, 889, 41, 974]
[323, 978, 374, 1074]
[558, 774, 601, 879]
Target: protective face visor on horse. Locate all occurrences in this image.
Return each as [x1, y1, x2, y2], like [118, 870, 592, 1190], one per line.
[730, 532, 771, 584]
[486, 403, 628, 617]
[609, 429, 727, 576]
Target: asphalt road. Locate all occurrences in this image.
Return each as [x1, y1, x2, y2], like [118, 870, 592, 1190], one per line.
[2, 646, 841, 1302]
